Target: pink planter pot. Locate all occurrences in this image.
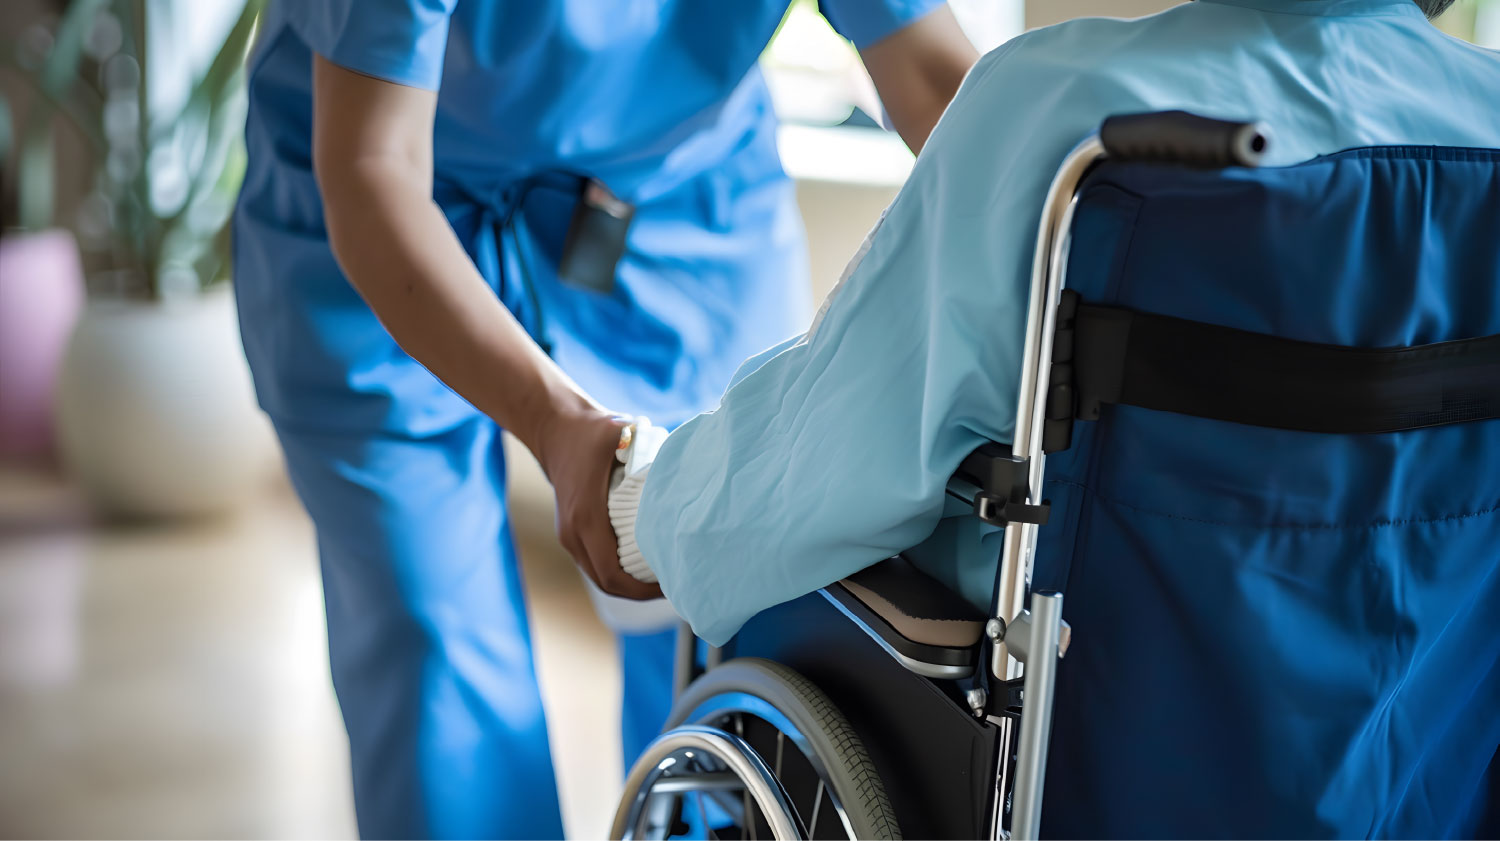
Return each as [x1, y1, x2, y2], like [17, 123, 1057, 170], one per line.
[0, 230, 85, 461]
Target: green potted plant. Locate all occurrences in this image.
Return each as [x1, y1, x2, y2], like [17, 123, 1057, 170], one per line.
[8, 0, 275, 516]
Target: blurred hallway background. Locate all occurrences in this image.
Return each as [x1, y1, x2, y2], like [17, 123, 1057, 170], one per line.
[0, 449, 628, 839]
[0, 470, 363, 838]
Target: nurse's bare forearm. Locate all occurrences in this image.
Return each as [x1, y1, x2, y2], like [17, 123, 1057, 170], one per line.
[860, 5, 978, 154]
[311, 56, 654, 599]
[320, 163, 595, 451]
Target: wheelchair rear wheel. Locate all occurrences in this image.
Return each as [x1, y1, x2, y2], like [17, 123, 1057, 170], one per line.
[612, 658, 900, 840]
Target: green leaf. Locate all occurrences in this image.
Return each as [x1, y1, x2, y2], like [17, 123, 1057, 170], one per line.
[0, 51, 108, 151]
[153, 0, 262, 290]
[0, 95, 12, 173]
[38, 0, 112, 98]
[188, 0, 262, 116]
[15, 0, 111, 230]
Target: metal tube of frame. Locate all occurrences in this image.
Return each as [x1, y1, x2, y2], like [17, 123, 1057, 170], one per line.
[673, 621, 696, 698]
[990, 135, 1106, 680]
[989, 715, 1014, 841]
[1009, 592, 1064, 840]
[988, 135, 1105, 841]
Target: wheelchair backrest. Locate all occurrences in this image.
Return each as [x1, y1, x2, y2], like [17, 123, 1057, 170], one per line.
[1034, 146, 1500, 839]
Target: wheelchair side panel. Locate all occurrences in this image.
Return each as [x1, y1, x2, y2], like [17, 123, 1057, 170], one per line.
[1034, 149, 1500, 839]
[726, 592, 1001, 840]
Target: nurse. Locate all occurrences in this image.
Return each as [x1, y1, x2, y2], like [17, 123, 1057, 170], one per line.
[232, 1, 977, 838]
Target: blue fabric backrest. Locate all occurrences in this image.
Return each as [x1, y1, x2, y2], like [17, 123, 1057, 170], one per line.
[1033, 147, 1500, 839]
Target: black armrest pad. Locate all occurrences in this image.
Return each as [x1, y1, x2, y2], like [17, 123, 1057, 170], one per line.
[842, 556, 985, 649]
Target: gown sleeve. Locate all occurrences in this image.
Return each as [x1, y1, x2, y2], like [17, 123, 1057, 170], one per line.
[284, 0, 459, 91]
[633, 42, 1066, 646]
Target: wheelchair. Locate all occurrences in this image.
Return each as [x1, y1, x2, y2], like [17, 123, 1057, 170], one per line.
[613, 111, 1500, 839]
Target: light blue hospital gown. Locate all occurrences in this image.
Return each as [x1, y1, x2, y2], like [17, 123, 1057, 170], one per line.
[637, 0, 1500, 646]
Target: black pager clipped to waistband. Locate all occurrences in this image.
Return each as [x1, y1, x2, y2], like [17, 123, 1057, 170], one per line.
[558, 178, 635, 295]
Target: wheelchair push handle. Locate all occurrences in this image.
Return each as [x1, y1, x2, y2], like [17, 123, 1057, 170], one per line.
[1100, 110, 1270, 168]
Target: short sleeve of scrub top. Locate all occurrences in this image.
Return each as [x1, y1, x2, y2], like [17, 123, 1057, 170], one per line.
[282, 0, 459, 91]
[818, 0, 945, 48]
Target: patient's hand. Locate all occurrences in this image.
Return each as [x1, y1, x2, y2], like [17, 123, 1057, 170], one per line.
[536, 408, 664, 600]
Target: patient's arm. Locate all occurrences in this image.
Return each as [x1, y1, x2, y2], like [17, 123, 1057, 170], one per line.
[620, 43, 1070, 646]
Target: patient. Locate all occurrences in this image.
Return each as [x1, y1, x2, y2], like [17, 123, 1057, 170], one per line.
[608, 0, 1500, 646]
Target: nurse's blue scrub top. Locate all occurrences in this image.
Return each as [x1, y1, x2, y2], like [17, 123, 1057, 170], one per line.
[234, 0, 942, 435]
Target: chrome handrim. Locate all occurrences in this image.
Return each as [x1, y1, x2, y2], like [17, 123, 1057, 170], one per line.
[682, 692, 858, 839]
[613, 725, 805, 840]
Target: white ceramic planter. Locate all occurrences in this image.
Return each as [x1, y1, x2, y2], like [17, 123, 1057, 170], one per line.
[56, 284, 278, 519]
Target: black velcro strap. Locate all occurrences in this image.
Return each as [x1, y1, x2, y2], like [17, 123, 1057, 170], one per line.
[1067, 294, 1500, 434]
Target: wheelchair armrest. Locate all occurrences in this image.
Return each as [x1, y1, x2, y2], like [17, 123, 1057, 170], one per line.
[822, 556, 983, 680]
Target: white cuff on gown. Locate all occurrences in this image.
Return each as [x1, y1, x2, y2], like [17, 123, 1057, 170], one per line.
[609, 418, 669, 584]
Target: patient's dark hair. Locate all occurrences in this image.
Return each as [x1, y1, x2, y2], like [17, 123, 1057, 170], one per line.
[1201, 0, 1458, 19]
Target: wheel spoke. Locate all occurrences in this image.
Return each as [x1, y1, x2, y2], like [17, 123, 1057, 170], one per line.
[695, 792, 718, 841]
[638, 791, 679, 839]
[699, 788, 754, 836]
[809, 780, 825, 839]
[734, 714, 755, 841]
[630, 663, 896, 841]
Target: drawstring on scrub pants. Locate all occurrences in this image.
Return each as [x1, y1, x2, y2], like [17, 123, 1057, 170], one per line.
[492, 172, 577, 358]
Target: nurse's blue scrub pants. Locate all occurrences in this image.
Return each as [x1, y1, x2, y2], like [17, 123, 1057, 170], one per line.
[277, 417, 675, 839]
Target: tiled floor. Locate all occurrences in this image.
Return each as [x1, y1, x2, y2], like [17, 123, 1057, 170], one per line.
[0, 447, 624, 839]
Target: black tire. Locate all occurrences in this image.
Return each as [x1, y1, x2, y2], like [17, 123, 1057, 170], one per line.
[667, 658, 902, 840]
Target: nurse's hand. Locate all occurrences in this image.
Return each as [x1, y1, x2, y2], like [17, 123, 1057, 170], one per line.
[538, 408, 665, 601]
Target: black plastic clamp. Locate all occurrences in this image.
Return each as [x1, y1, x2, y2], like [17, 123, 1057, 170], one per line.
[999, 676, 1027, 720]
[1042, 291, 1080, 454]
[958, 443, 1050, 528]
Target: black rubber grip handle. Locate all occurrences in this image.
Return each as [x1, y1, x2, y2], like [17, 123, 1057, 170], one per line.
[1099, 111, 1270, 168]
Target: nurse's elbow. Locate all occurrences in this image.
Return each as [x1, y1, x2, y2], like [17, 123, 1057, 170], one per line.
[315, 158, 393, 230]
[314, 157, 430, 281]
[313, 165, 359, 263]
[315, 162, 373, 257]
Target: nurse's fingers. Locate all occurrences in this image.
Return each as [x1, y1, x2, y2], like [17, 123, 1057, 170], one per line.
[538, 406, 660, 599]
[558, 521, 604, 588]
[582, 511, 662, 600]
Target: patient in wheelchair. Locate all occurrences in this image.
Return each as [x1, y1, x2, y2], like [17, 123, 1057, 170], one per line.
[607, 0, 1500, 648]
